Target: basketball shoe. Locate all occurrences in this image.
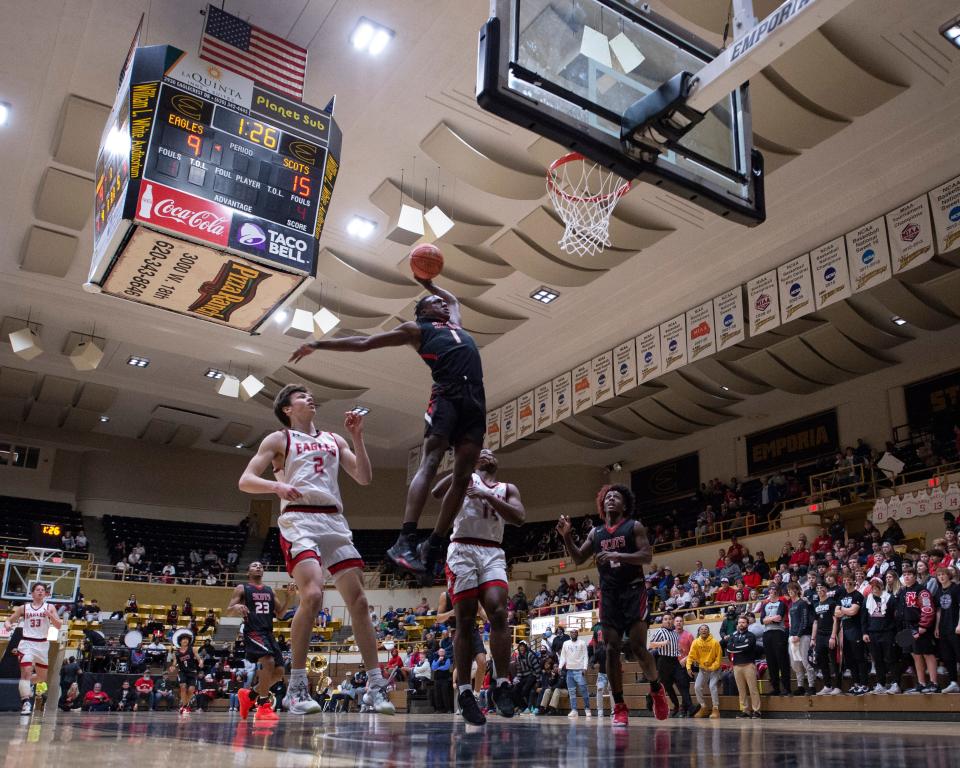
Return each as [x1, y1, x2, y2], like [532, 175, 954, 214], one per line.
[254, 702, 279, 722]
[612, 702, 629, 727]
[649, 682, 670, 720]
[238, 688, 256, 720]
[283, 679, 322, 714]
[362, 685, 397, 715]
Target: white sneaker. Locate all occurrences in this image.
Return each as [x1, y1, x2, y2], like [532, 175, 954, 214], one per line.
[815, 687, 832, 696]
[872, 684, 887, 694]
[887, 683, 901, 694]
[585, 710, 592, 718]
[567, 710, 579, 719]
[942, 681, 960, 693]
[826, 687, 841, 695]
[362, 686, 397, 715]
[283, 680, 322, 715]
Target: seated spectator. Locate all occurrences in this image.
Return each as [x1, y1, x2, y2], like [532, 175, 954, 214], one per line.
[75, 529, 88, 551]
[718, 557, 742, 584]
[134, 674, 154, 711]
[714, 578, 737, 603]
[166, 604, 178, 625]
[182, 597, 194, 617]
[411, 655, 432, 693]
[812, 527, 833, 554]
[130, 643, 147, 674]
[728, 536, 749, 564]
[384, 647, 407, 682]
[828, 513, 846, 544]
[83, 682, 112, 712]
[883, 518, 905, 545]
[226, 546, 240, 567]
[84, 599, 101, 620]
[742, 563, 762, 589]
[328, 678, 356, 712]
[414, 597, 431, 616]
[537, 657, 567, 715]
[62, 530, 76, 551]
[124, 593, 138, 614]
[116, 681, 135, 712]
[203, 548, 218, 566]
[59, 682, 81, 712]
[203, 609, 217, 631]
[688, 561, 710, 587]
[789, 543, 811, 573]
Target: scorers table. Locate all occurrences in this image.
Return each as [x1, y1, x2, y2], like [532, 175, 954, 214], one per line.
[87, 46, 342, 333]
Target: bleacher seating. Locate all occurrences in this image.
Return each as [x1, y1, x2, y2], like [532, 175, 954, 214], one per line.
[102, 514, 246, 566]
[0, 495, 83, 544]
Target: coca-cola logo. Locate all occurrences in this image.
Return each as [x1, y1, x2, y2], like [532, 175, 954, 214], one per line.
[154, 199, 228, 235]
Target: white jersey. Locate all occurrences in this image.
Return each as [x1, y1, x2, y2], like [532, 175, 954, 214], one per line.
[22, 601, 51, 642]
[451, 473, 508, 545]
[281, 429, 343, 513]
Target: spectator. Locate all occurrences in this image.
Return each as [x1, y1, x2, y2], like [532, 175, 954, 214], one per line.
[789, 541, 811, 573]
[935, 566, 960, 693]
[411, 654, 432, 693]
[182, 597, 193, 617]
[116, 681, 135, 712]
[550, 626, 569, 658]
[828, 513, 846, 544]
[899, 567, 938, 693]
[812, 527, 833, 554]
[742, 562, 762, 590]
[558, 627, 591, 719]
[166, 604, 178, 625]
[687, 561, 710, 587]
[673, 615, 695, 714]
[152, 675, 177, 710]
[83, 682, 112, 712]
[715, 578, 737, 603]
[760, 585, 791, 695]
[591, 635, 612, 717]
[384, 647, 406, 682]
[511, 640, 541, 712]
[786, 582, 815, 695]
[134, 674, 154, 711]
[812, 582, 841, 695]
[686, 624, 722, 718]
[727, 536, 749, 565]
[59, 655, 82, 707]
[863, 577, 896, 693]
[75, 530, 88, 551]
[881, 542, 903, 573]
[59, 682, 81, 712]
[414, 597, 430, 617]
[513, 587, 529, 613]
[536, 657, 566, 715]
[724, 614, 761, 718]
[61, 530, 76, 552]
[754, 552, 771, 580]
[430, 650, 453, 712]
[226, 546, 240, 568]
[648, 613, 691, 717]
[718, 557, 742, 584]
[124, 594, 138, 614]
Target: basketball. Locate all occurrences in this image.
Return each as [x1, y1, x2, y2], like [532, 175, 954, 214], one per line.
[409, 244, 444, 280]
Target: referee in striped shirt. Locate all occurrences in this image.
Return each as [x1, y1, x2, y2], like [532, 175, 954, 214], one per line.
[648, 613, 692, 716]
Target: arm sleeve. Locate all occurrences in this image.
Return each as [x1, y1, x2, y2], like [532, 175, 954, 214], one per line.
[919, 590, 935, 629]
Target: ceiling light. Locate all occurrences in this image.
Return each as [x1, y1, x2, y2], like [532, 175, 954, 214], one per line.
[424, 206, 454, 239]
[351, 406, 370, 416]
[891, 316, 907, 326]
[347, 216, 376, 239]
[530, 287, 559, 304]
[273, 310, 289, 325]
[283, 308, 315, 338]
[218, 375, 240, 398]
[67, 335, 104, 371]
[126, 355, 150, 367]
[940, 16, 960, 48]
[240, 374, 265, 401]
[0, 102, 10, 127]
[9, 327, 43, 361]
[351, 18, 393, 55]
[99, 415, 110, 423]
[235, 443, 245, 449]
[105, 125, 130, 156]
[721, 385, 730, 391]
[204, 368, 225, 379]
[313, 307, 341, 336]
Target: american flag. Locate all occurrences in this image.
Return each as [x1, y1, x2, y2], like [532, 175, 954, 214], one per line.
[199, 5, 307, 99]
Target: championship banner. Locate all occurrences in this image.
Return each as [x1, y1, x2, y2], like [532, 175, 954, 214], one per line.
[592, 351, 614, 404]
[572, 361, 593, 414]
[660, 314, 687, 373]
[535, 382, 553, 430]
[406, 444, 421, 485]
[517, 391, 535, 439]
[747, 270, 780, 336]
[685, 300, 716, 361]
[553, 372, 573, 422]
[745, 410, 839, 475]
[500, 400, 518, 446]
[845, 217, 891, 293]
[485, 408, 502, 451]
[777, 253, 814, 323]
[929, 175, 960, 254]
[613, 339, 638, 395]
[714, 287, 745, 351]
[886, 195, 935, 275]
[811, 236, 851, 310]
[101, 226, 302, 332]
[903, 368, 960, 431]
[637, 329, 662, 383]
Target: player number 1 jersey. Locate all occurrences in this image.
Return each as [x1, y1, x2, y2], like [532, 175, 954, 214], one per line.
[451, 473, 507, 545]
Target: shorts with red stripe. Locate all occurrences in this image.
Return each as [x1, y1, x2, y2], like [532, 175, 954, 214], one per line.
[278, 506, 364, 579]
[598, 582, 649, 637]
[17, 638, 49, 668]
[444, 540, 507, 604]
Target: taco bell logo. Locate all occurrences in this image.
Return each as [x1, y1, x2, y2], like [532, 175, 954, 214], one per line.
[238, 222, 266, 249]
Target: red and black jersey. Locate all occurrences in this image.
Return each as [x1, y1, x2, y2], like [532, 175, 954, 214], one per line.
[591, 518, 643, 591]
[242, 583, 276, 635]
[417, 321, 483, 389]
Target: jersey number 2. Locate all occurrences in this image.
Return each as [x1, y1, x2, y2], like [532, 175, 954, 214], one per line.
[313, 456, 325, 475]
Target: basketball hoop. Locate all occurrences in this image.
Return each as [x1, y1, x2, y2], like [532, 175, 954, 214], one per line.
[546, 152, 631, 258]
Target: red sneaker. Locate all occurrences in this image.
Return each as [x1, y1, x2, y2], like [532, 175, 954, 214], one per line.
[254, 702, 279, 722]
[239, 689, 256, 721]
[612, 702, 629, 727]
[649, 685, 670, 721]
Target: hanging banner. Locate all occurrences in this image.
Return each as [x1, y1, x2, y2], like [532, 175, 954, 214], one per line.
[572, 361, 593, 414]
[517, 390, 535, 439]
[592, 351, 615, 404]
[660, 314, 687, 372]
[637, 329, 662, 383]
[553, 371, 573, 422]
[747, 270, 780, 336]
[886, 195, 935, 275]
[929, 175, 960, 254]
[714, 288, 745, 351]
[613, 339, 638, 395]
[778, 253, 814, 323]
[406, 444, 421, 485]
[685, 301, 716, 361]
[845, 217, 892, 293]
[501, 399, 518, 446]
[535, 382, 553, 430]
[485, 408, 502, 451]
[811, 236, 851, 309]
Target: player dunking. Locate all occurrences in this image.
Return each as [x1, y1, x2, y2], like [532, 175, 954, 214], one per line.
[239, 384, 394, 715]
[557, 484, 669, 725]
[227, 561, 293, 722]
[3, 583, 61, 714]
[432, 448, 524, 724]
[290, 275, 484, 576]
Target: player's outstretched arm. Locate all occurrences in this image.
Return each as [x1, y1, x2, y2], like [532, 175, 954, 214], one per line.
[556, 516, 594, 565]
[335, 412, 372, 485]
[416, 277, 461, 326]
[239, 432, 302, 501]
[289, 324, 418, 363]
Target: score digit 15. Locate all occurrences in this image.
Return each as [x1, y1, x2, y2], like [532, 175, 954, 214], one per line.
[293, 174, 311, 197]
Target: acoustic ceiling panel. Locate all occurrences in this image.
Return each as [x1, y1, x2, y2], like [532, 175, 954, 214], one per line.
[34, 168, 94, 230]
[20, 226, 78, 278]
[75, 383, 118, 412]
[490, 230, 606, 287]
[802, 325, 894, 375]
[0, 366, 38, 398]
[315, 248, 420, 299]
[52, 95, 111, 173]
[213, 422, 252, 446]
[730, 350, 824, 395]
[37, 375, 78, 406]
[61, 407, 102, 432]
[168, 424, 202, 448]
[139, 419, 177, 444]
[869, 279, 957, 331]
[767, 336, 857, 386]
[690, 358, 774, 396]
[815, 300, 912, 350]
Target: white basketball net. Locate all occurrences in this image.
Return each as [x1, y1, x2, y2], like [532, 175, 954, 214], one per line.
[546, 153, 631, 258]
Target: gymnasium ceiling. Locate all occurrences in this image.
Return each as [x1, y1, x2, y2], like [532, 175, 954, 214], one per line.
[0, 0, 959, 468]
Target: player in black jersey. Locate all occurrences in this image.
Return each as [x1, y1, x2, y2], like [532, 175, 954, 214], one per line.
[171, 634, 202, 715]
[557, 484, 669, 725]
[290, 272, 484, 576]
[227, 561, 293, 722]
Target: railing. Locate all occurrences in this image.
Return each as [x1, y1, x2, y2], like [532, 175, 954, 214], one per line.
[804, 457, 960, 511]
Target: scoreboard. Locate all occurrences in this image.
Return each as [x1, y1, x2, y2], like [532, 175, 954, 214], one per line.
[88, 45, 342, 333]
